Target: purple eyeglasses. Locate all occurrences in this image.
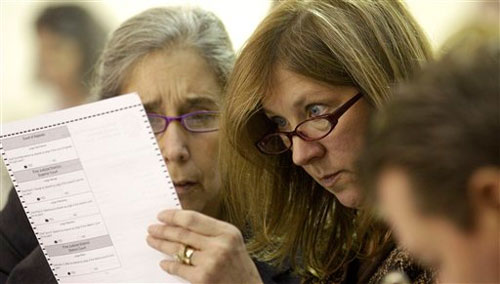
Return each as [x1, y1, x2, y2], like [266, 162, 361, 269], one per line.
[256, 93, 363, 154]
[147, 110, 220, 134]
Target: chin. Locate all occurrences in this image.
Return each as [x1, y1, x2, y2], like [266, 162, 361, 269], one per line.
[179, 197, 195, 211]
[180, 198, 211, 215]
[337, 197, 361, 209]
[333, 185, 363, 209]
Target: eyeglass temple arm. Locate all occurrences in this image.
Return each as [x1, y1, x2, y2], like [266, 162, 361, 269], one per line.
[329, 92, 363, 121]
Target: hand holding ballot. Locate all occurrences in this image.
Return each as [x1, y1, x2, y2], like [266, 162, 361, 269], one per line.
[147, 210, 262, 284]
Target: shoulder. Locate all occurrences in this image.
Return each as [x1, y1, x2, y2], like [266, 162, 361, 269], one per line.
[368, 247, 435, 284]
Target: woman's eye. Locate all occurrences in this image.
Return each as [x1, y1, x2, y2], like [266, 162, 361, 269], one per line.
[307, 104, 327, 117]
[271, 116, 287, 129]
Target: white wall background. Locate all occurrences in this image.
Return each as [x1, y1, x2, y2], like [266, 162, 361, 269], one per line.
[0, 0, 493, 208]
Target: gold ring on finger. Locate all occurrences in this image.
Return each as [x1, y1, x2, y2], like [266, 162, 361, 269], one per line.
[176, 245, 195, 266]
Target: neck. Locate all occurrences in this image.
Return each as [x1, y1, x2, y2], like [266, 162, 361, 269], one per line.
[438, 233, 499, 283]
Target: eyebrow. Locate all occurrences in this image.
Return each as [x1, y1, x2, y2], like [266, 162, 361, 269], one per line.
[183, 96, 218, 109]
[291, 89, 339, 109]
[144, 96, 219, 114]
[177, 96, 218, 114]
[263, 89, 344, 120]
[262, 94, 306, 118]
[143, 100, 162, 112]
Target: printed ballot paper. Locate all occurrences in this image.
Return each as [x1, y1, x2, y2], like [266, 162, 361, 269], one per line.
[0, 93, 187, 283]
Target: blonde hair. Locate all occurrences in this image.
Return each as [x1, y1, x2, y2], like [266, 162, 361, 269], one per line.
[221, 0, 432, 281]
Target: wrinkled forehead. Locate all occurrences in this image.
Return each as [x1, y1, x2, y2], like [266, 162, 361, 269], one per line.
[121, 48, 222, 112]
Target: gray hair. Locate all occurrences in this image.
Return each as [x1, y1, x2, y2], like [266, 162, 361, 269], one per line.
[92, 6, 234, 99]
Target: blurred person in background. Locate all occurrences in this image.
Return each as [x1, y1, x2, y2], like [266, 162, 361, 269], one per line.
[0, 8, 108, 283]
[0, 4, 108, 212]
[359, 28, 499, 283]
[35, 4, 108, 108]
[439, 1, 498, 57]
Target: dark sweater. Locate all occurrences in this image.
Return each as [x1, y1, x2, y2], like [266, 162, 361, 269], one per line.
[0, 188, 54, 284]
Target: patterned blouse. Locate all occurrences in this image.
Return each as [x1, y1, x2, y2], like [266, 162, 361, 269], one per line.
[367, 246, 435, 284]
[305, 242, 435, 284]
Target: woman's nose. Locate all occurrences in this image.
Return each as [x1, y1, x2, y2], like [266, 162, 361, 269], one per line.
[291, 136, 324, 166]
[158, 122, 190, 163]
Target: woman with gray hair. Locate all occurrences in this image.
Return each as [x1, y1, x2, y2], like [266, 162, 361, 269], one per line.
[93, 6, 234, 220]
[95, 7, 295, 283]
[0, 6, 295, 284]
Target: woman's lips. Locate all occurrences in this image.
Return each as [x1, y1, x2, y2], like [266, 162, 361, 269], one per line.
[173, 182, 197, 195]
[318, 171, 343, 189]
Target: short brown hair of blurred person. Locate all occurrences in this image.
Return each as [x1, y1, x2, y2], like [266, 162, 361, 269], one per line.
[359, 29, 499, 283]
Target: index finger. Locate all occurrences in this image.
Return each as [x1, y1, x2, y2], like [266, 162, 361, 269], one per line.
[157, 210, 231, 236]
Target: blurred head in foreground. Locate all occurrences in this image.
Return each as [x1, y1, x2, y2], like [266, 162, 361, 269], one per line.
[359, 28, 500, 283]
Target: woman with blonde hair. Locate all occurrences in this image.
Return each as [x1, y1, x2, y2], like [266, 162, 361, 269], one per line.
[147, 0, 434, 283]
